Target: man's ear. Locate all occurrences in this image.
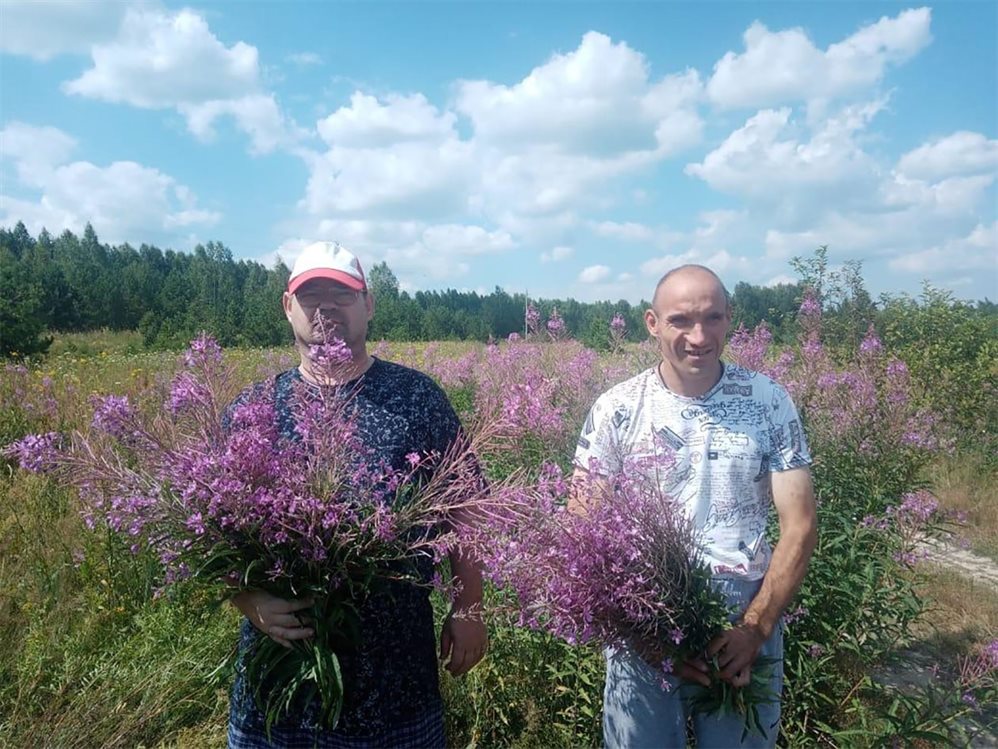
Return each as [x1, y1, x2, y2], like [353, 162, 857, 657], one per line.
[644, 308, 658, 338]
[282, 291, 294, 320]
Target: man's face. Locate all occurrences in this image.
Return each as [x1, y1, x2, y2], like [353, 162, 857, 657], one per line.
[283, 278, 373, 354]
[644, 270, 731, 386]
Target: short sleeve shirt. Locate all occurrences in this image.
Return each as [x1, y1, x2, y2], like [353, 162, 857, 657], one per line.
[574, 362, 811, 580]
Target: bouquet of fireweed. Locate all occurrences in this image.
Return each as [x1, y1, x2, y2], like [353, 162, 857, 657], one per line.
[462, 459, 778, 739]
[3, 334, 505, 735]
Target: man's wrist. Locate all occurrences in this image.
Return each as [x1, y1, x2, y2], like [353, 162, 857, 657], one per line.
[449, 594, 484, 618]
[738, 612, 773, 641]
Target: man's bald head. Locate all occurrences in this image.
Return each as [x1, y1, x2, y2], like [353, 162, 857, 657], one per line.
[652, 265, 731, 309]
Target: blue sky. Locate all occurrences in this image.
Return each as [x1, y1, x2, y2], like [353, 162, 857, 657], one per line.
[1, 1, 995, 303]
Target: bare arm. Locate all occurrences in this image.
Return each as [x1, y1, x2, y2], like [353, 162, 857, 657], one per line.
[440, 545, 487, 676]
[709, 466, 818, 685]
[568, 467, 598, 515]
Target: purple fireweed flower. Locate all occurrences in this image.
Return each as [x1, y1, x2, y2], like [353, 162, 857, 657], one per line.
[168, 371, 211, 414]
[727, 324, 772, 373]
[808, 644, 826, 658]
[893, 549, 929, 567]
[859, 325, 883, 357]
[783, 605, 808, 625]
[90, 394, 135, 439]
[186, 512, 206, 535]
[896, 490, 938, 525]
[610, 313, 626, 336]
[507, 332, 521, 343]
[463, 457, 739, 702]
[526, 303, 540, 335]
[308, 337, 353, 375]
[801, 333, 824, 359]
[546, 308, 567, 341]
[183, 333, 224, 368]
[886, 358, 909, 379]
[979, 639, 998, 672]
[798, 290, 821, 319]
[861, 515, 890, 531]
[2, 432, 62, 473]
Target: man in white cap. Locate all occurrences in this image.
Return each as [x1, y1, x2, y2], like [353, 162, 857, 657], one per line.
[228, 241, 487, 748]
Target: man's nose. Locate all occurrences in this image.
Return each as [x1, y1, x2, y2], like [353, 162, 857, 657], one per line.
[687, 323, 707, 343]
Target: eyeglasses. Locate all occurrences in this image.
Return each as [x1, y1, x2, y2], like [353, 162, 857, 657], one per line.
[294, 287, 364, 307]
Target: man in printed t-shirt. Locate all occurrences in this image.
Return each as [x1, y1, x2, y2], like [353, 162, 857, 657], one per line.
[228, 241, 486, 749]
[572, 264, 818, 749]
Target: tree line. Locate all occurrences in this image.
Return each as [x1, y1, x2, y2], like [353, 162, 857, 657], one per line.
[1, 222, 818, 359]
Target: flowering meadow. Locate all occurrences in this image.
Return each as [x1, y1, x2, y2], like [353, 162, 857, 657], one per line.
[1, 306, 996, 747]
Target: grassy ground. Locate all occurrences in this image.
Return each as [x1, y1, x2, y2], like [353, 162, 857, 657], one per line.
[932, 451, 998, 561]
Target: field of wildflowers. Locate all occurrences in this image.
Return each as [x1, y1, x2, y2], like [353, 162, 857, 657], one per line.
[0, 306, 995, 747]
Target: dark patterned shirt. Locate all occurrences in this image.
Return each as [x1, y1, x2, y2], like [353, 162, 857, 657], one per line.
[228, 358, 461, 743]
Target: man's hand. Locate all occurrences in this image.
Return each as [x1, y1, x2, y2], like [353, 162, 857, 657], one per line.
[631, 637, 712, 687]
[675, 656, 712, 687]
[439, 608, 487, 677]
[707, 622, 767, 687]
[230, 590, 314, 648]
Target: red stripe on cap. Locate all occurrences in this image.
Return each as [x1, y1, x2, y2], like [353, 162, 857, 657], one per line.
[288, 269, 366, 294]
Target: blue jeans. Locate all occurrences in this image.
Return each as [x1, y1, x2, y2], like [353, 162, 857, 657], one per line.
[603, 578, 784, 749]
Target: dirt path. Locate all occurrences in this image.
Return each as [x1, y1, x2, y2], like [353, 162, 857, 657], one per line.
[874, 539, 998, 747]
[917, 537, 998, 590]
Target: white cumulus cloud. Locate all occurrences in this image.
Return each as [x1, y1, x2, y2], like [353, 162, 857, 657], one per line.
[62, 7, 297, 153]
[579, 264, 612, 283]
[541, 245, 574, 263]
[591, 221, 656, 243]
[293, 31, 711, 259]
[420, 224, 516, 255]
[0, 123, 220, 244]
[456, 31, 702, 155]
[896, 131, 998, 181]
[0, 0, 125, 60]
[888, 221, 998, 274]
[318, 93, 457, 149]
[686, 100, 884, 206]
[707, 8, 932, 109]
[64, 8, 258, 106]
[1, 121, 77, 187]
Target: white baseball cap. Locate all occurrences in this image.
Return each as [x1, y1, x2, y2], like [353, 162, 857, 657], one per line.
[288, 241, 367, 294]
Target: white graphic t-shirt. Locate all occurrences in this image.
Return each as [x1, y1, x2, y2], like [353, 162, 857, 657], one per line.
[574, 362, 812, 580]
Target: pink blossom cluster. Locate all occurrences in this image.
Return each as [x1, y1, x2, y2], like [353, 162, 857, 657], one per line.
[461, 458, 774, 725]
[725, 303, 948, 461]
[1, 362, 75, 427]
[609, 313, 627, 351]
[546, 307, 567, 341]
[465, 461, 728, 657]
[5, 335, 501, 601]
[3, 431, 62, 472]
[957, 639, 998, 711]
[472, 341, 610, 448]
[525, 303, 540, 337]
